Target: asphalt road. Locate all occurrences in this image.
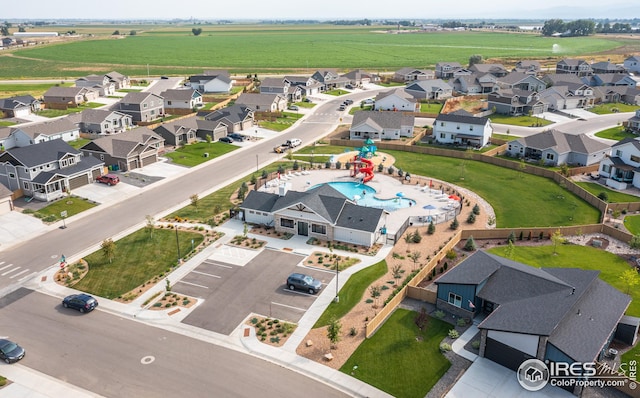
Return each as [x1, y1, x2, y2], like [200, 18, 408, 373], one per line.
[0, 288, 348, 398]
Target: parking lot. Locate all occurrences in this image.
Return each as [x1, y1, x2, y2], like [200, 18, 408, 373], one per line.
[176, 248, 334, 335]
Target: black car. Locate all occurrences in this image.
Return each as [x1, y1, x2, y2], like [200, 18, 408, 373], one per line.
[62, 293, 98, 313]
[219, 136, 234, 143]
[0, 339, 25, 364]
[228, 133, 246, 142]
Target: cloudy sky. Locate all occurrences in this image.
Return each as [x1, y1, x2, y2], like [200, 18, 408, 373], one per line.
[4, 0, 638, 20]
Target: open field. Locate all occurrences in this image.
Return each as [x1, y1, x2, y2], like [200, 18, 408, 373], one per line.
[1, 26, 638, 78]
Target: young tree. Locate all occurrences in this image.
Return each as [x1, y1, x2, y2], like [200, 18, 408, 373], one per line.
[464, 236, 477, 251]
[190, 194, 199, 211]
[408, 251, 422, 270]
[205, 134, 212, 146]
[630, 234, 640, 249]
[427, 220, 435, 235]
[468, 54, 483, 66]
[551, 229, 564, 254]
[504, 240, 515, 259]
[392, 265, 403, 286]
[327, 318, 342, 349]
[450, 217, 459, 230]
[101, 238, 116, 264]
[620, 268, 640, 294]
[191, 28, 203, 36]
[369, 285, 381, 308]
[145, 215, 156, 239]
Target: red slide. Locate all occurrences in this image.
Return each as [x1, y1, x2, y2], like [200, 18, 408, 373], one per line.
[359, 158, 374, 183]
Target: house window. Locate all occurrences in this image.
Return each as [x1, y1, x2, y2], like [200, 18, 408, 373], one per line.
[508, 144, 512, 151]
[280, 218, 294, 228]
[546, 153, 554, 160]
[8, 173, 14, 178]
[440, 122, 445, 126]
[602, 164, 610, 173]
[448, 292, 462, 307]
[469, 126, 473, 131]
[312, 224, 326, 234]
[100, 154, 105, 161]
[631, 155, 640, 163]
[456, 125, 460, 130]
[23, 181, 29, 190]
[167, 101, 172, 106]
[616, 149, 622, 157]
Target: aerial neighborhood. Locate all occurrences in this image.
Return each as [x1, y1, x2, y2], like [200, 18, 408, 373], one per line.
[3, 18, 640, 398]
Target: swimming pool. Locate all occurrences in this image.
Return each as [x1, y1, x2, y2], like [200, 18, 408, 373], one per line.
[311, 181, 416, 211]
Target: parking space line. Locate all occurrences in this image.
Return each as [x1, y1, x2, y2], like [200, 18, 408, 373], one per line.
[176, 281, 209, 289]
[0, 263, 13, 272]
[9, 269, 29, 279]
[1, 267, 20, 276]
[191, 270, 222, 278]
[271, 301, 307, 312]
[202, 260, 232, 269]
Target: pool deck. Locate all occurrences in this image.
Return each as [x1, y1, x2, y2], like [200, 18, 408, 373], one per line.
[259, 169, 463, 236]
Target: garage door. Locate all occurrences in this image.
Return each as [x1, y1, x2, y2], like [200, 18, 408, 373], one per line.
[0, 198, 12, 215]
[141, 154, 157, 167]
[484, 338, 533, 371]
[68, 174, 89, 190]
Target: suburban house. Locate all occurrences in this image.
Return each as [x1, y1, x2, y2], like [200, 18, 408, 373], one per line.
[556, 58, 593, 77]
[187, 73, 233, 93]
[435, 62, 462, 79]
[405, 79, 453, 100]
[79, 127, 164, 172]
[43, 86, 99, 108]
[0, 139, 104, 202]
[433, 110, 492, 147]
[625, 110, 640, 134]
[393, 68, 435, 82]
[623, 55, 640, 74]
[235, 93, 287, 112]
[0, 183, 13, 215]
[349, 110, 415, 141]
[585, 73, 637, 87]
[590, 61, 626, 74]
[105, 71, 131, 89]
[342, 69, 381, 86]
[506, 129, 610, 166]
[1, 117, 80, 149]
[513, 60, 541, 75]
[538, 83, 595, 111]
[240, 184, 388, 248]
[283, 76, 323, 97]
[68, 109, 133, 136]
[496, 72, 547, 92]
[374, 88, 420, 112]
[311, 70, 349, 91]
[0, 95, 41, 118]
[260, 77, 301, 103]
[153, 117, 198, 146]
[118, 92, 165, 123]
[74, 74, 115, 96]
[487, 89, 549, 116]
[203, 104, 254, 133]
[195, 118, 229, 142]
[435, 250, 630, 395]
[598, 135, 640, 190]
[599, 86, 640, 105]
[468, 63, 509, 78]
[160, 88, 203, 112]
[451, 74, 498, 95]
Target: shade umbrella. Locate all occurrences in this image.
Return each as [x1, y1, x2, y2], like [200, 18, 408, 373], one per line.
[448, 194, 461, 201]
[396, 192, 405, 198]
[423, 204, 436, 215]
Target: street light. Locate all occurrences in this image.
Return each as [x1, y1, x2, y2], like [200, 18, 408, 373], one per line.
[175, 224, 181, 264]
[329, 242, 339, 303]
[256, 154, 259, 172]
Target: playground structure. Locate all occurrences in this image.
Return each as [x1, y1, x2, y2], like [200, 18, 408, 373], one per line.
[350, 139, 377, 183]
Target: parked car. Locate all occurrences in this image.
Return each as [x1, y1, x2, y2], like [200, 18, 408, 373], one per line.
[285, 138, 302, 147]
[228, 133, 246, 142]
[338, 105, 346, 111]
[96, 174, 119, 186]
[288, 105, 299, 111]
[362, 99, 375, 105]
[344, 99, 354, 105]
[62, 293, 98, 313]
[345, 84, 354, 89]
[302, 98, 312, 103]
[286, 273, 322, 294]
[219, 136, 234, 143]
[0, 339, 25, 364]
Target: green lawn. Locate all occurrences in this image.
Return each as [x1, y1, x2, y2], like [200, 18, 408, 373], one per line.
[0, 82, 73, 98]
[623, 215, 640, 235]
[314, 260, 387, 328]
[594, 125, 636, 141]
[35, 102, 104, 118]
[589, 103, 640, 115]
[72, 228, 204, 299]
[163, 142, 238, 167]
[325, 89, 350, 96]
[487, 245, 639, 316]
[386, 149, 600, 228]
[67, 138, 91, 150]
[33, 196, 96, 222]
[258, 112, 303, 132]
[575, 182, 640, 203]
[296, 145, 353, 155]
[340, 309, 451, 398]
[0, 121, 16, 127]
[419, 102, 444, 114]
[489, 114, 555, 127]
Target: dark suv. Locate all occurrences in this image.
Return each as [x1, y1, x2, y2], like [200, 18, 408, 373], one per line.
[62, 293, 98, 313]
[286, 273, 322, 294]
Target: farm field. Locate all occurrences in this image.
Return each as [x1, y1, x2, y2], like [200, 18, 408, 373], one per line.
[1, 25, 637, 78]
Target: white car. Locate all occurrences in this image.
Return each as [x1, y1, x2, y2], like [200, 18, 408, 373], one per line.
[286, 138, 302, 147]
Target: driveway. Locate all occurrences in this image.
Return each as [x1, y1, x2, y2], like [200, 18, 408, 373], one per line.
[446, 357, 574, 398]
[176, 248, 331, 335]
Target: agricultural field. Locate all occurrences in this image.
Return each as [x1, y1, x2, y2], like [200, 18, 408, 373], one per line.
[0, 25, 637, 79]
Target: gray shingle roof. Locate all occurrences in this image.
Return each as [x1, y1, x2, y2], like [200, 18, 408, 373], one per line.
[0, 95, 37, 111]
[236, 93, 283, 108]
[375, 88, 416, 103]
[204, 104, 252, 124]
[87, 127, 163, 158]
[13, 118, 77, 139]
[435, 112, 489, 126]
[513, 129, 610, 155]
[160, 88, 200, 101]
[351, 111, 414, 131]
[2, 139, 79, 167]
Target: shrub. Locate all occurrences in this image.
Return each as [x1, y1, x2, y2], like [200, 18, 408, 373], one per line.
[427, 221, 435, 235]
[464, 236, 477, 251]
[456, 318, 467, 327]
[507, 231, 516, 243]
[434, 310, 445, 319]
[449, 217, 459, 230]
[412, 230, 422, 243]
[349, 327, 358, 336]
[440, 342, 452, 352]
[448, 329, 460, 339]
[598, 192, 609, 202]
[472, 340, 481, 349]
[466, 212, 476, 224]
[335, 161, 342, 169]
[445, 250, 457, 260]
[472, 204, 480, 215]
